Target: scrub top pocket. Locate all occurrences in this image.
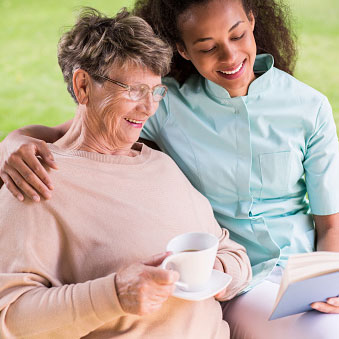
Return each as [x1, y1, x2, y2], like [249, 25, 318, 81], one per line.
[259, 151, 291, 199]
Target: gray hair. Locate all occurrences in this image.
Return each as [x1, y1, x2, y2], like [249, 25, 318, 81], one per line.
[57, 7, 173, 103]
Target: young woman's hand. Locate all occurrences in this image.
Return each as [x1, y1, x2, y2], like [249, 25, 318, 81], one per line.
[311, 297, 339, 314]
[0, 133, 57, 202]
[115, 252, 179, 316]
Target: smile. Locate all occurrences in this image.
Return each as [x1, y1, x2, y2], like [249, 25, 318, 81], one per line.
[124, 117, 145, 129]
[124, 118, 143, 124]
[217, 60, 246, 80]
[219, 62, 243, 75]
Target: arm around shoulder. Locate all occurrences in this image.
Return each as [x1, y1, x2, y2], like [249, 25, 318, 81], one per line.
[0, 120, 72, 201]
[12, 119, 72, 143]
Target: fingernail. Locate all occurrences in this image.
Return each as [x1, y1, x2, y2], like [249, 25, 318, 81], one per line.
[17, 194, 24, 202]
[47, 184, 54, 190]
[44, 192, 52, 200]
[327, 299, 337, 306]
[33, 195, 40, 202]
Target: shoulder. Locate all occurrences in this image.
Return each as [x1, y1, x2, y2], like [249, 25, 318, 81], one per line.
[146, 145, 178, 165]
[162, 74, 205, 99]
[145, 145, 212, 203]
[142, 74, 206, 139]
[158, 74, 208, 120]
[146, 145, 194, 181]
[272, 67, 327, 107]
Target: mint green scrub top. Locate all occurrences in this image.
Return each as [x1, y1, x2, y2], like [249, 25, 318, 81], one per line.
[141, 54, 339, 288]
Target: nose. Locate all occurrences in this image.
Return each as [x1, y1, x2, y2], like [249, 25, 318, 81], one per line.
[137, 92, 158, 116]
[218, 42, 237, 64]
[144, 91, 154, 109]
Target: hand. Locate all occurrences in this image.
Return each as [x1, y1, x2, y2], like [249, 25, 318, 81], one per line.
[213, 258, 227, 299]
[311, 297, 339, 313]
[115, 252, 179, 316]
[0, 134, 57, 202]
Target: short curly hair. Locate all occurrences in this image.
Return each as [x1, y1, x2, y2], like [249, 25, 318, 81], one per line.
[134, 0, 297, 84]
[57, 7, 173, 103]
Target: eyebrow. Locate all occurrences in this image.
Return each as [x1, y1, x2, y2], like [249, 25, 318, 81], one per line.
[193, 20, 244, 45]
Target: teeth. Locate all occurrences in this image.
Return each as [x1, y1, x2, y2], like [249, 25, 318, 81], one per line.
[219, 62, 243, 75]
[125, 118, 142, 124]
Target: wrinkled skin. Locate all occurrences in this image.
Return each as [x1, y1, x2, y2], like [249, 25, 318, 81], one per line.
[115, 252, 179, 315]
[115, 252, 227, 315]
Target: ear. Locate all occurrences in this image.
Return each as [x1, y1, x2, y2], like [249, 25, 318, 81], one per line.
[248, 10, 255, 31]
[73, 69, 90, 105]
[176, 43, 190, 61]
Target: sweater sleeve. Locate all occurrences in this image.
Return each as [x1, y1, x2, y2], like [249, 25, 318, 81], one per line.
[0, 190, 125, 338]
[212, 222, 252, 301]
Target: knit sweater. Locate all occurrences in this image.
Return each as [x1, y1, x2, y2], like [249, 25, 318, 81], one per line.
[0, 143, 251, 339]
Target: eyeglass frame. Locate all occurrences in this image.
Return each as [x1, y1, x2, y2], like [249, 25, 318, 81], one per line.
[92, 73, 168, 102]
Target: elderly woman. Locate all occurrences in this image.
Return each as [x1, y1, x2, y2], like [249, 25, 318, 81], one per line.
[0, 8, 251, 339]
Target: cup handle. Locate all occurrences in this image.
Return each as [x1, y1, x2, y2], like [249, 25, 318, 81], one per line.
[161, 254, 189, 290]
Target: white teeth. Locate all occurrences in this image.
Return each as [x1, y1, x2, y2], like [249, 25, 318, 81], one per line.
[219, 62, 243, 75]
[125, 118, 142, 124]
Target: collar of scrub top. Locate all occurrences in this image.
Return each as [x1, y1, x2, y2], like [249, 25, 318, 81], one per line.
[204, 53, 275, 102]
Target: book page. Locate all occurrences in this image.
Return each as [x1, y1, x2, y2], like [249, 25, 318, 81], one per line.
[273, 252, 339, 308]
[287, 252, 339, 283]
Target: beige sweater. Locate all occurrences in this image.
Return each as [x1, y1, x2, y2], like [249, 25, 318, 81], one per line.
[0, 143, 251, 339]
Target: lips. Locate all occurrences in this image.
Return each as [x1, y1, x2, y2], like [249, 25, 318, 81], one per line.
[217, 59, 246, 80]
[124, 117, 144, 128]
[125, 118, 143, 124]
[219, 62, 243, 75]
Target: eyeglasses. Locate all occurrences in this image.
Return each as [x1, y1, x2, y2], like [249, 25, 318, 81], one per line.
[92, 74, 168, 102]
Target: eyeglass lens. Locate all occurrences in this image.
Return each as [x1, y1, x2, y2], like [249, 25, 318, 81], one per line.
[129, 84, 166, 102]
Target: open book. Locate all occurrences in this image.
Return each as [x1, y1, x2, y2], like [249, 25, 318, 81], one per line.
[269, 251, 339, 320]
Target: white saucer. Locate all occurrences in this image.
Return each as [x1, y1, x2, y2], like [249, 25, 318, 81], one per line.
[172, 270, 232, 301]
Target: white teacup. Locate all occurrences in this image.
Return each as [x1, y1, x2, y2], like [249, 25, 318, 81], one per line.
[161, 232, 218, 292]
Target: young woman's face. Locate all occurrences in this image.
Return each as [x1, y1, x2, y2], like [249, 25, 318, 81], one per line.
[177, 0, 257, 97]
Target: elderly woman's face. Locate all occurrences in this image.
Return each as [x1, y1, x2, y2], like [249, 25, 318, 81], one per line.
[90, 64, 161, 149]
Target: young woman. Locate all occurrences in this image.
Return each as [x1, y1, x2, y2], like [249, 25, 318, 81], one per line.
[1, 1, 339, 338]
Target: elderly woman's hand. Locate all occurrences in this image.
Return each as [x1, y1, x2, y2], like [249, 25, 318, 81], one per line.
[311, 297, 339, 314]
[0, 133, 57, 202]
[115, 252, 180, 316]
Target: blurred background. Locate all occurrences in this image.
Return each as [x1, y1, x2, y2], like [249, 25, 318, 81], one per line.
[0, 0, 338, 140]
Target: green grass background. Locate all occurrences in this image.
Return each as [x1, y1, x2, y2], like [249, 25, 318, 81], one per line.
[0, 0, 338, 141]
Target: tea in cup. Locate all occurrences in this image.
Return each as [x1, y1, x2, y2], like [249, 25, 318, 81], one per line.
[161, 232, 218, 292]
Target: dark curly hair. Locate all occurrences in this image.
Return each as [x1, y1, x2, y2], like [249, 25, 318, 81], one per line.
[134, 0, 297, 84]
